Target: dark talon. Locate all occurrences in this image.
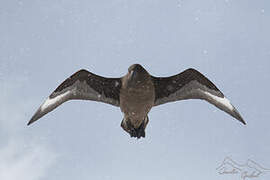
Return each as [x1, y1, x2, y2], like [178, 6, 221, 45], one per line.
[121, 117, 148, 139]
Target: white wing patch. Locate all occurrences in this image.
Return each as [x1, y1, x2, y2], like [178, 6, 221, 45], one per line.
[203, 91, 234, 111]
[40, 91, 70, 111]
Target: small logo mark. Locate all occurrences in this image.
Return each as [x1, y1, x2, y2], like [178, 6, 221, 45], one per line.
[216, 157, 270, 180]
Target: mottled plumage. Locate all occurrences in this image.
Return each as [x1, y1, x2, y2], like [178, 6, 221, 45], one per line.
[28, 64, 245, 138]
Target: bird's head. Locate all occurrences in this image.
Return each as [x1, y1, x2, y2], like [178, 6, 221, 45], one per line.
[125, 64, 150, 87]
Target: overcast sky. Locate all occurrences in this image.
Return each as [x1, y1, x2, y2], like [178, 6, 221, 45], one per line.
[1, 0, 270, 180]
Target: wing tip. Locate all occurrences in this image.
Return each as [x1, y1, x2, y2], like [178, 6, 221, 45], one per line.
[232, 108, 246, 125]
[27, 108, 42, 126]
[27, 120, 33, 126]
[27, 116, 38, 126]
[27, 117, 36, 126]
[238, 117, 246, 125]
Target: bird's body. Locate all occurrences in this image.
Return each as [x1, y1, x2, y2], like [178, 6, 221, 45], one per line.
[120, 65, 155, 137]
[28, 64, 246, 138]
[120, 79, 154, 128]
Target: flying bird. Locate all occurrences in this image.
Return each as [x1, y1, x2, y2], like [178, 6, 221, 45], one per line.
[28, 64, 245, 138]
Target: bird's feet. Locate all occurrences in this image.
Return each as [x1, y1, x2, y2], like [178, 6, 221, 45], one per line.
[129, 123, 145, 139]
[121, 119, 146, 139]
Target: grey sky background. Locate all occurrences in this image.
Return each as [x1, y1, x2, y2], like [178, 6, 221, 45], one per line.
[0, 0, 270, 179]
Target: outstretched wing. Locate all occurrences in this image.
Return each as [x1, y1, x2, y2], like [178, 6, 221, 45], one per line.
[28, 69, 121, 125]
[151, 68, 245, 124]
